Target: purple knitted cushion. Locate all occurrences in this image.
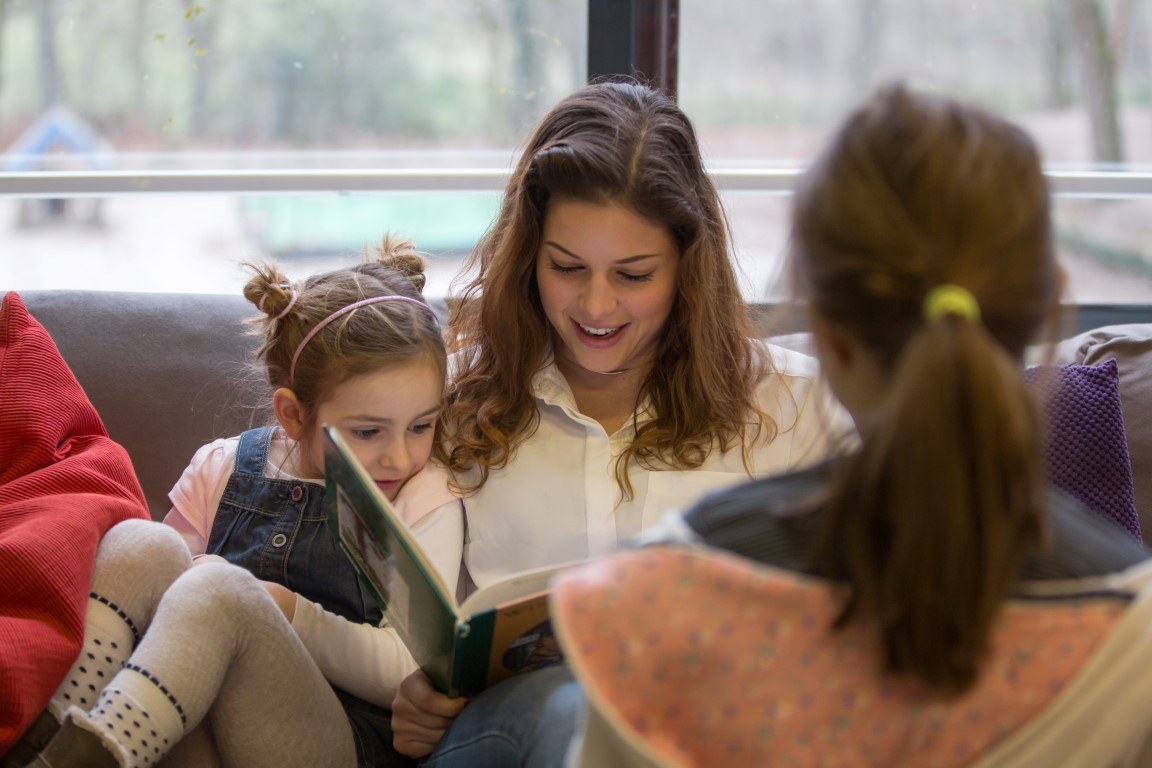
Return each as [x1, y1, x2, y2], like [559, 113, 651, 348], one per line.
[1024, 358, 1141, 539]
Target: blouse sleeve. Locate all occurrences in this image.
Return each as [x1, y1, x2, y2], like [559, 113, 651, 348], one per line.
[411, 499, 465, 595]
[760, 342, 856, 469]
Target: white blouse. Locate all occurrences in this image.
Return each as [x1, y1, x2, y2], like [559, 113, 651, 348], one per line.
[459, 342, 849, 590]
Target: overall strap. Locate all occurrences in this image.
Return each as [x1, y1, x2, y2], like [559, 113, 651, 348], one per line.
[233, 426, 277, 476]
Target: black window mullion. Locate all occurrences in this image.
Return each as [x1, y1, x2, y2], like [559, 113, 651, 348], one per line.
[587, 0, 679, 99]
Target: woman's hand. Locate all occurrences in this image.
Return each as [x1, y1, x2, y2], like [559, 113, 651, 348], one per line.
[391, 669, 468, 757]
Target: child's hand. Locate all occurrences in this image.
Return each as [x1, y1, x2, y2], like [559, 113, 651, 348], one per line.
[261, 580, 298, 621]
[391, 670, 468, 757]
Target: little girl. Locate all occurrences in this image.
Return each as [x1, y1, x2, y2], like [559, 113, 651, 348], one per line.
[22, 237, 462, 768]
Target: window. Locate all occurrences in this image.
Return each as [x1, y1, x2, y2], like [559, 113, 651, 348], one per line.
[0, 0, 585, 293]
[3, 0, 1151, 310]
[679, 0, 1152, 305]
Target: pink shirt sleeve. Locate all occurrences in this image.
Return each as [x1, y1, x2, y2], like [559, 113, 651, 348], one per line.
[163, 437, 237, 555]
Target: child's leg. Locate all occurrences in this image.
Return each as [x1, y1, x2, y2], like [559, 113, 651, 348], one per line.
[154, 723, 221, 768]
[47, 519, 191, 720]
[62, 562, 356, 768]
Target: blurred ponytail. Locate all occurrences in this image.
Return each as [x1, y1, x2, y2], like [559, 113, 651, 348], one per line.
[815, 316, 1047, 693]
[793, 82, 1061, 694]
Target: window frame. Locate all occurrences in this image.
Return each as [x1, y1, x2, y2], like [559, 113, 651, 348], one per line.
[1, 0, 1150, 323]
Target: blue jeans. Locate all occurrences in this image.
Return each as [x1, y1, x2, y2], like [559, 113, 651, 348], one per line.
[419, 665, 583, 768]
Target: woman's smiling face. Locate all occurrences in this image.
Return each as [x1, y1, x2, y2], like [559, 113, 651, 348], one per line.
[535, 197, 680, 379]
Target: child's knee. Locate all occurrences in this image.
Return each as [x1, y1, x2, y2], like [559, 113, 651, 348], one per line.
[94, 519, 192, 589]
[170, 561, 280, 622]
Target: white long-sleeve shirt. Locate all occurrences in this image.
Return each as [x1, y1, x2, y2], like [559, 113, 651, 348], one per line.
[165, 428, 463, 707]
[458, 342, 849, 591]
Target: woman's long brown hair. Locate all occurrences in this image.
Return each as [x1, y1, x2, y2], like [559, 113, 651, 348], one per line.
[437, 80, 775, 498]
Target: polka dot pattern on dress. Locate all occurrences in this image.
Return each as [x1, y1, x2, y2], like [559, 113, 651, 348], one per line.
[553, 548, 1125, 768]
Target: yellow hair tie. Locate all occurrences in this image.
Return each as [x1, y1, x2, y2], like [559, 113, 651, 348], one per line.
[923, 284, 981, 323]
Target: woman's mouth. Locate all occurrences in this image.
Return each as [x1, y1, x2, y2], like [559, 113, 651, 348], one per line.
[577, 322, 623, 339]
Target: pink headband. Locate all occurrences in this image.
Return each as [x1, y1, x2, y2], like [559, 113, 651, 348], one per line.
[289, 295, 435, 385]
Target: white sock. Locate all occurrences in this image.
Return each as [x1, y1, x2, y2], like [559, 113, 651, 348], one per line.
[72, 665, 186, 768]
[48, 593, 138, 720]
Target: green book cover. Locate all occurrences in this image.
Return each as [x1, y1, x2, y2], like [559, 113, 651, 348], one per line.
[323, 426, 566, 698]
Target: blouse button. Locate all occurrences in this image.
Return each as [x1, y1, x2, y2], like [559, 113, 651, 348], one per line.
[271, 533, 288, 548]
[290, 485, 304, 502]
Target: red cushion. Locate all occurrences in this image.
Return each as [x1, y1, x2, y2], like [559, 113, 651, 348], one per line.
[0, 291, 148, 753]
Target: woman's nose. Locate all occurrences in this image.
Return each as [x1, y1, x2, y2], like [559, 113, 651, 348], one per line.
[581, 273, 617, 317]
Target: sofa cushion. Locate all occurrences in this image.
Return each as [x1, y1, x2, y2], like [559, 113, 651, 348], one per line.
[1024, 359, 1139, 540]
[0, 291, 149, 753]
[1052, 325, 1152, 545]
[771, 330, 1142, 539]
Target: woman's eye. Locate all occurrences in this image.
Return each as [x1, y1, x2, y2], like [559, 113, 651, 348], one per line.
[349, 428, 379, 440]
[619, 272, 654, 283]
[548, 261, 581, 274]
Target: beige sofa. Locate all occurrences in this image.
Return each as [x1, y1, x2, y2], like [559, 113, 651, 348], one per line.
[20, 290, 262, 519]
[17, 290, 1152, 546]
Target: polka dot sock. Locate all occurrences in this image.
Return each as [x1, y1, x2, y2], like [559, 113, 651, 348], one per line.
[70, 666, 186, 768]
[48, 592, 138, 720]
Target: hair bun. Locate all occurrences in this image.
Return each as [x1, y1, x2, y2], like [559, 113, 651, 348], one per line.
[367, 234, 428, 293]
[242, 262, 295, 318]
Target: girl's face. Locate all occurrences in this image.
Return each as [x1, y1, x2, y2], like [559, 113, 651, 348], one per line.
[535, 197, 680, 379]
[300, 359, 443, 500]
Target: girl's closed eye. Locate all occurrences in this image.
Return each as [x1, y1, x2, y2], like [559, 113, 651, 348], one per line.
[410, 421, 435, 435]
[348, 427, 380, 440]
[619, 271, 654, 283]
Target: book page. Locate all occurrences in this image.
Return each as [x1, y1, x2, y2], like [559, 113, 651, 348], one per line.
[450, 590, 560, 697]
[484, 592, 559, 690]
[458, 559, 582, 616]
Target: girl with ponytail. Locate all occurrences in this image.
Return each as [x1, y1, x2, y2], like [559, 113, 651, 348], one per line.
[554, 83, 1152, 767]
[694, 81, 1152, 692]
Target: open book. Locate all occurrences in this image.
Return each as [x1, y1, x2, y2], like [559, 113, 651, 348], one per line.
[323, 426, 566, 698]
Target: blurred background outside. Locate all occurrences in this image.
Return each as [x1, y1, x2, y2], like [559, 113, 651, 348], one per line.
[2, 0, 1152, 305]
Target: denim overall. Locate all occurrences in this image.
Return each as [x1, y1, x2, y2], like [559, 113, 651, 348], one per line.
[206, 427, 411, 767]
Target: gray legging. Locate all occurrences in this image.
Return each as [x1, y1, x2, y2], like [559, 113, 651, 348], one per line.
[66, 519, 358, 768]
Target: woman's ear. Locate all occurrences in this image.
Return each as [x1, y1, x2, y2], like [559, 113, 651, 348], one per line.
[273, 387, 308, 440]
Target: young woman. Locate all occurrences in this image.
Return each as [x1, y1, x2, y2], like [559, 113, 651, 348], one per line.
[391, 80, 848, 764]
[553, 82, 1152, 767]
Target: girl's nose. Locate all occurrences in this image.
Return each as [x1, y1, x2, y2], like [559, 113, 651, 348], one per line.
[379, 437, 411, 474]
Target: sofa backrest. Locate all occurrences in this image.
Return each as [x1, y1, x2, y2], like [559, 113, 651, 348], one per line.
[20, 290, 265, 519]
[18, 290, 1152, 547]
